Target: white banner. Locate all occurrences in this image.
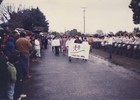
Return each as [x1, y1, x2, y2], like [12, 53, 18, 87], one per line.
[68, 42, 90, 59]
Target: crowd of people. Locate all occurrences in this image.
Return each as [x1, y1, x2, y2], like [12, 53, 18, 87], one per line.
[0, 30, 48, 100]
[51, 35, 93, 57]
[50, 33, 140, 59]
[92, 33, 140, 59]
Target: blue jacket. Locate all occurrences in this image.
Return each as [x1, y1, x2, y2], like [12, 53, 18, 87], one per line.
[5, 37, 15, 58]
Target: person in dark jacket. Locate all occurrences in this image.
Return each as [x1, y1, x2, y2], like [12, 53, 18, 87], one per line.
[42, 36, 48, 49]
[0, 49, 9, 99]
[4, 37, 15, 59]
[74, 36, 82, 43]
[9, 50, 27, 100]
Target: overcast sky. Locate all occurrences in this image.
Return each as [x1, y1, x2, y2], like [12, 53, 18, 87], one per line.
[2, 0, 138, 33]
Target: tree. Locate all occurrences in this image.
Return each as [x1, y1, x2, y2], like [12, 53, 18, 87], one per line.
[96, 30, 103, 35]
[0, 0, 3, 4]
[29, 7, 49, 32]
[0, 4, 49, 32]
[68, 29, 81, 36]
[133, 27, 139, 33]
[51, 31, 60, 37]
[116, 31, 127, 36]
[129, 0, 140, 24]
[0, 4, 16, 23]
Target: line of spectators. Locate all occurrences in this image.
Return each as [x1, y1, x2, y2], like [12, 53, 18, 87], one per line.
[0, 30, 48, 100]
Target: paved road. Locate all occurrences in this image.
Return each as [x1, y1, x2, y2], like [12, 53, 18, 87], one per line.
[23, 46, 140, 100]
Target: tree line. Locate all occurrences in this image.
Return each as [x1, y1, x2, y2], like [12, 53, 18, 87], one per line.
[129, 0, 140, 24]
[0, 3, 49, 32]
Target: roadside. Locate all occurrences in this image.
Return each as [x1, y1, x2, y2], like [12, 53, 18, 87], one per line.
[91, 48, 140, 74]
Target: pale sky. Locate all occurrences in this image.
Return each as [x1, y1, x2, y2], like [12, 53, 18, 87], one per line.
[2, 0, 138, 34]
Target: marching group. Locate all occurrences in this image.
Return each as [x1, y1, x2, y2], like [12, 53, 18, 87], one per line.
[50, 35, 93, 57]
[93, 33, 140, 59]
[0, 31, 48, 100]
[51, 33, 140, 60]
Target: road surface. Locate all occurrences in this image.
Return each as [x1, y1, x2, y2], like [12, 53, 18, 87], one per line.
[23, 46, 140, 100]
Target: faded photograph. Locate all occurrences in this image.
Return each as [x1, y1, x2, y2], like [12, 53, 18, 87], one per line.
[0, 0, 140, 100]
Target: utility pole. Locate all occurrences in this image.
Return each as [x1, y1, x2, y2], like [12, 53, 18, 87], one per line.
[64, 27, 66, 33]
[81, 7, 87, 34]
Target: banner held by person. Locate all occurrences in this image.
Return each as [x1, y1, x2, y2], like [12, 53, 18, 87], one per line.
[68, 43, 90, 60]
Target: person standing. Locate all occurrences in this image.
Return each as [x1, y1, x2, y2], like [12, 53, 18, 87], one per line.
[51, 38, 55, 53]
[16, 32, 32, 79]
[0, 50, 9, 99]
[54, 36, 60, 56]
[74, 36, 82, 43]
[44, 36, 48, 49]
[34, 36, 41, 57]
[87, 36, 93, 52]
[4, 37, 16, 60]
[107, 35, 113, 59]
[61, 36, 67, 55]
[42, 36, 48, 49]
[9, 50, 27, 100]
[66, 36, 72, 55]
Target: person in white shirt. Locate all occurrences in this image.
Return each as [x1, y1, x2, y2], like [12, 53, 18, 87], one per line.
[51, 38, 55, 53]
[53, 36, 60, 56]
[34, 36, 41, 57]
[82, 37, 89, 45]
[66, 36, 73, 55]
[66, 36, 71, 48]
